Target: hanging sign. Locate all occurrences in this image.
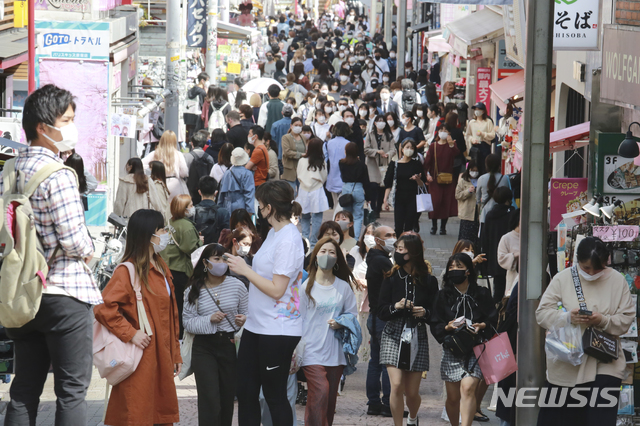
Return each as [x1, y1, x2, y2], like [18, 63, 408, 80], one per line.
[475, 67, 492, 106]
[593, 225, 640, 242]
[187, 0, 206, 48]
[554, 0, 600, 51]
[549, 178, 589, 231]
[419, 0, 512, 4]
[36, 21, 110, 60]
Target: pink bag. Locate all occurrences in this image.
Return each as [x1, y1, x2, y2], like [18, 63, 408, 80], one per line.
[473, 332, 518, 385]
[93, 262, 153, 386]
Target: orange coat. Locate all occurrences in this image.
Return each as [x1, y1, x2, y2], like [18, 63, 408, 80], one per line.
[94, 258, 182, 426]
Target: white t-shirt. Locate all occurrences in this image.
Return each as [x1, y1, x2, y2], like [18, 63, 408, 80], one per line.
[245, 223, 305, 336]
[300, 277, 358, 367]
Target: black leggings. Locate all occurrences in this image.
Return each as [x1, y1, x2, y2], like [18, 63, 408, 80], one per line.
[370, 183, 385, 214]
[170, 269, 189, 339]
[393, 194, 417, 236]
[237, 329, 300, 426]
[432, 218, 449, 231]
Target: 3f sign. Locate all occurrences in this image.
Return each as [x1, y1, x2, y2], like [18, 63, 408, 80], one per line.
[605, 156, 618, 165]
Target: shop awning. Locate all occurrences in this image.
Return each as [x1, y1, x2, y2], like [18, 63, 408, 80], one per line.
[0, 29, 28, 71]
[490, 70, 525, 111]
[428, 36, 451, 54]
[444, 8, 504, 58]
[217, 21, 258, 40]
[550, 122, 591, 153]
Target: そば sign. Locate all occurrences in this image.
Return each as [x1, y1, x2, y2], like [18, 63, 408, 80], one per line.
[554, 0, 600, 51]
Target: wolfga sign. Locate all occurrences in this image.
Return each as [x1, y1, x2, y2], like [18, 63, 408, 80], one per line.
[601, 26, 640, 110]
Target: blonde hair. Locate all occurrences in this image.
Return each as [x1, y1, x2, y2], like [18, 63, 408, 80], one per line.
[250, 93, 262, 108]
[155, 130, 178, 175]
[170, 194, 191, 221]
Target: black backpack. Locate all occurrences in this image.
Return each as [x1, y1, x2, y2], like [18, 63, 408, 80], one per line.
[187, 151, 214, 204]
[402, 89, 417, 113]
[194, 204, 222, 245]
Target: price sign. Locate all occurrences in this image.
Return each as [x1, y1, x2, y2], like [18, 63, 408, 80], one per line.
[593, 225, 640, 242]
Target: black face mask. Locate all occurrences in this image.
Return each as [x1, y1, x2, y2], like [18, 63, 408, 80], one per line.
[448, 270, 467, 285]
[394, 251, 409, 267]
[375, 55, 381, 60]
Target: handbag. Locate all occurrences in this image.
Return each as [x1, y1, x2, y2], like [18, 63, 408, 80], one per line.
[434, 144, 453, 185]
[416, 184, 433, 212]
[92, 262, 153, 386]
[443, 325, 480, 357]
[473, 332, 518, 385]
[570, 266, 619, 363]
[388, 161, 398, 207]
[338, 193, 354, 207]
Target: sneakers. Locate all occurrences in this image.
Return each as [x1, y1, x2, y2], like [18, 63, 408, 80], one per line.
[295, 387, 307, 406]
[380, 405, 392, 417]
[407, 417, 419, 426]
[366, 404, 382, 415]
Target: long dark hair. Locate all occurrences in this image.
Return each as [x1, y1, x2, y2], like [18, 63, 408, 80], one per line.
[385, 234, 431, 280]
[187, 243, 229, 304]
[150, 161, 167, 187]
[305, 237, 356, 305]
[126, 157, 148, 194]
[358, 221, 381, 259]
[304, 137, 325, 171]
[441, 253, 478, 305]
[64, 153, 87, 194]
[485, 154, 502, 200]
[218, 143, 234, 168]
[339, 142, 359, 166]
[121, 209, 168, 294]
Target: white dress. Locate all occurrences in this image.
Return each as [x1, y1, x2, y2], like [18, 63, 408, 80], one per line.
[296, 158, 329, 214]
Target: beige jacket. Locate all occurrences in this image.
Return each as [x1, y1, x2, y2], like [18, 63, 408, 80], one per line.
[497, 230, 520, 297]
[113, 175, 167, 221]
[282, 133, 305, 182]
[268, 148, 279, 180]
[536, 268, 635, 387]
[363, 130, 395, 184]
[455, 177, 476, 221]
[465, 118, 496, 154]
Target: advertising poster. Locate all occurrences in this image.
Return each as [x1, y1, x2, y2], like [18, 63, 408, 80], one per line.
[550, 178, 589, 230]
[476, 67, 492, 106]
[602, 155, 640, 194]
[110, 114, 137, 137]
[554, 0, 600, 51]
[36, 21, 110, 60]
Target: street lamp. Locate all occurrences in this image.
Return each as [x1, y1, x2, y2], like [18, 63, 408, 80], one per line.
[618, 122, 640, 158]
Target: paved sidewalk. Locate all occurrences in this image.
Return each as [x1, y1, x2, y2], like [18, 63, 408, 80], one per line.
[0, 212, 501, 425]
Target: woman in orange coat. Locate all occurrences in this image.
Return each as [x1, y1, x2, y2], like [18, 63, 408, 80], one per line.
[94, 208, 182, 426]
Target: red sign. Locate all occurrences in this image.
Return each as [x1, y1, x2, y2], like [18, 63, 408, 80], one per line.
[476, 67, 492, 106]
[549, 178, 589, 231]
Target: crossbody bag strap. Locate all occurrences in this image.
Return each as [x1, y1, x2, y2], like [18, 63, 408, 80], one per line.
[434, 144, 439, 176]
[570, 266, 589, 311]
[204, 285, 238, 333]
[120, 262, 153, 336]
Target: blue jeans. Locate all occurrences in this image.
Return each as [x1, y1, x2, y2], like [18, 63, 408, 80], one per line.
[341, 182, 365, 239]
[301, 212, 324, 249]
[366, 315, 390, 407]
[285, 179, 299, 198]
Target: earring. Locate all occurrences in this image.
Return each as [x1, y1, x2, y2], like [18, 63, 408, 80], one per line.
[204, 266, 208, 273]
[333, 263, 339, 272]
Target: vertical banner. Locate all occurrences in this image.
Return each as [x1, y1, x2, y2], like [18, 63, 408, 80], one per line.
[187, 0, 207, 47]
[476, 67, 492, 106]
[549, 178, 589, 231]
[554, 0, 600, 51]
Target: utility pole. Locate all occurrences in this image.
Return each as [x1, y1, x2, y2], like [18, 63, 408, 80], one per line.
[517, 0, 554, 424]
[206, 0, 218, 82]
[165, 0, 181, 136]
[383, 0, 392, 48]
[396, 0, 406, 78]
[220, 0, 229, 22]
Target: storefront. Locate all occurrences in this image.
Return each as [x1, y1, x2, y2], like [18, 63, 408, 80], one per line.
[216, 21, 263, 85]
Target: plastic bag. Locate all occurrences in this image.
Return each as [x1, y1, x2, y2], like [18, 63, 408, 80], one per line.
[544, 312, 584, 366]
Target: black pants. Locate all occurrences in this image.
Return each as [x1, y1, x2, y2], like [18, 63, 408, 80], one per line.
[370, 183, 385, 214]
[537, 375, 621, 426]
[492, 274, 507, 304]
[476, 142, 492, 175]
[171, 270, 189, 339]
[192, 333, 237, 426]
[393, 194, 417, 236]
[237, 329, 300, 426]
[432, 218, 448, 232]
[5, 295, 93, 426]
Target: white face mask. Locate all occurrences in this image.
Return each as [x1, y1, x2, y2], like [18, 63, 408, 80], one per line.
[367, 63, 374, 69]
[359, 109, 368, 117]
[186, 206, 195, 217]
[369, 109, 376, 116]
[340, 75, 349, 82]
[416, 110, 423, 117]
[152, 232, 171, 253]
[376, 122, 386, 130]
[236, 244, 250, 257]
[386, 120, 395, 128]
[401, 117, 409, 126]
[439, 131, 449, 140]
[403, 148, 414, 157]
[469, 171, 479, 178]
[324, 107, 333, 114]
[339, 53, 345, 58]
[578, 266, 607, 281]
[44, 123, 79, 152]
[207, 259, 229, 276]
[382, 76, 389, 82]
[317, 116, 326, 124]
[338, 105, 347, 112]
[332, 85, 339, 91]
[462, 251, 474, 260]
[474, 110, 483, 117]
[389, 53, 396, 58]
[378, 237, 396, 253]
[321, 89, 329, 95]
[345, 117, 355, 126]
[302, 133, 312, 140]
[292, 126, 303, 134]
[363, 235, 376, 249]
[380, 93, 390, 101]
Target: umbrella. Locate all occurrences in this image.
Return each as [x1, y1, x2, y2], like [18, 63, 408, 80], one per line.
[242, 78, 284, 94]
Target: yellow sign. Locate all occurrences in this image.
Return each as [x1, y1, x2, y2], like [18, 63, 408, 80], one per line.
[218, 45, 231, 55]
[227, 62, 241, 74]
[14, 0, 28, 28]
[170, 55, 180, 62]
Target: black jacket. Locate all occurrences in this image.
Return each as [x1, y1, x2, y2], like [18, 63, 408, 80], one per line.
[365, 248, 393, 315]
[377, 269, 439, 327]
[430, 283, 497, 344]
[226, 124, 249, 150]
[481, 204, 515, 276]
[194, 199, 231, 245]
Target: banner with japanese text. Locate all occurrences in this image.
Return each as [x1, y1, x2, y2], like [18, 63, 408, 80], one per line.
[36, 21, 110, 60]
[419, 0, 512, 4]
[554, 0, 600, 50]
[476, 67, 492, 107]
[550, 178, 589, 230]
[187, 0, 206, 48]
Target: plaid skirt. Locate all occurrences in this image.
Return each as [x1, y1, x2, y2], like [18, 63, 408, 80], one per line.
[379, 318, 429, 372]
[440, 348, 483, 383]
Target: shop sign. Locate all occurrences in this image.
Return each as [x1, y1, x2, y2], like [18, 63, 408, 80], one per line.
[35, 0, 90, 13]
[593, 225, 640, 242]
[502, 0, 525, 70]
[187, 0, 206, 48]
[554, 0, 600, 51]
[602, 155, 640, 194]
[601, 26, 640, 110]
[475, 67, 492, 106]
[549, 178, 589, 230]
[36, 21, 110, 60]
[498, 40, 522, 80]
[422, 0, 511, 4]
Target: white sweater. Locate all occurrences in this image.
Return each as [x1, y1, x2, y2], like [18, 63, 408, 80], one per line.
[296, 157, 327, 192]
[497, 230, 520, 297]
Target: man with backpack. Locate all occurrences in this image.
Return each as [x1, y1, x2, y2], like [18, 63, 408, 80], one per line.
[186, 129, 215, 204]
[184, 72, 209, 142]
[258, 84, 284, 133]
[0, 84, 101, 424]
[400, 78, 419, 116]
[194, 176, 230, 245]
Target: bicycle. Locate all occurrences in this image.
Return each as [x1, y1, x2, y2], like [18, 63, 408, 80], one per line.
[92, 214, 128, 291]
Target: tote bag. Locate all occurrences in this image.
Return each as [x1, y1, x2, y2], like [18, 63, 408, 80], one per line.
[416, 184, 433, 212]
[473, 332, 518, 385]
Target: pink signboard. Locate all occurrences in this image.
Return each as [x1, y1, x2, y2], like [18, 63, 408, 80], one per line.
[593, 226, 640, 242]
[549, 178, 589, 231]
[476, 67, 492, 107]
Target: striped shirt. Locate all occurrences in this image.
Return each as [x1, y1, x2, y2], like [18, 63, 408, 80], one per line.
[183, 276, 248, 334]
[0, 146, 102, 305]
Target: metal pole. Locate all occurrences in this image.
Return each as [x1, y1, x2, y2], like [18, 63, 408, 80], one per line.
[206, 0, 218, 82]
[383, 0, 392, 48]
[396, 0, 406, 78]
[165, 0, 181, 136]
[517, 0, 554, 423]
[412, 3, 419, 70]
[220, 0, 229, 23]
[28, 0, 35, 93]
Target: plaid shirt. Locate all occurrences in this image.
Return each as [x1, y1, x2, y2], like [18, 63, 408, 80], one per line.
[0, 147, 102, 305]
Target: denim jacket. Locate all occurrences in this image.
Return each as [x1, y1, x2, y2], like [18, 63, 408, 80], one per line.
[335, 312, 362, 376]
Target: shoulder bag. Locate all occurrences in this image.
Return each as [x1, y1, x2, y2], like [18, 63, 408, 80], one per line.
[570, 266, 619, 363]
[434, 144, 453, 185]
